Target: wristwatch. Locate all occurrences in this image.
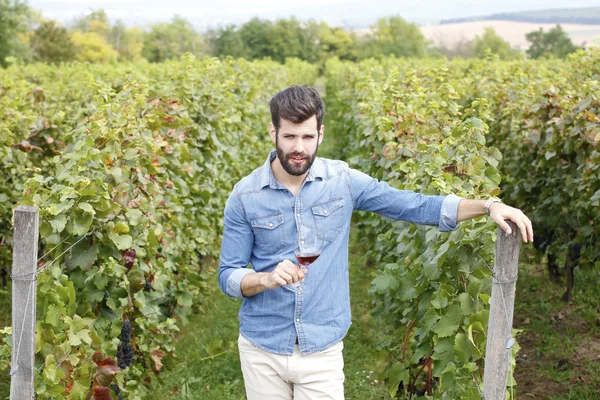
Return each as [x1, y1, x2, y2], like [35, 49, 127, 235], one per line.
[483, 197, 502, 216]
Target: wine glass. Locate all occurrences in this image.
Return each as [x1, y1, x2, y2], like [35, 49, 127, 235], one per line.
[284, 225, 323, 293]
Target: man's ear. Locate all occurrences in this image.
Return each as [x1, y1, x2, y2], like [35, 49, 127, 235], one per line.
[318, 124, 324, 146]
[269, 122, 277, 144]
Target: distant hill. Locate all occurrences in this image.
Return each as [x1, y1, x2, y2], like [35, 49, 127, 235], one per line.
[441, 7, 600, 25]
[421, 20, 600, 50]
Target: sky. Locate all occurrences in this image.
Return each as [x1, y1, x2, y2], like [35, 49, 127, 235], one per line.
[29, 0, 600, 31]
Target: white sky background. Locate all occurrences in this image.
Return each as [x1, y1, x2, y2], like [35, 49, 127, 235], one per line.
[29, 0, 600, 31]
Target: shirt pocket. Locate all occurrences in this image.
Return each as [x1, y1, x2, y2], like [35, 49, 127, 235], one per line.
[249, 212, 285, 254]
[311, 197, 345, 242]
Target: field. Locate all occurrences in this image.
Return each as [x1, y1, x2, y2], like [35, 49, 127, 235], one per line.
[1, 50, 599, 399]
[421, 20, 600, 49]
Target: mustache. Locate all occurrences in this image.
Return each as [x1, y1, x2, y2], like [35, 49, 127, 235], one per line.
[286, 152, 308, 158]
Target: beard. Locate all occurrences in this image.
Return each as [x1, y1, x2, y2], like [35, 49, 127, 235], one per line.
[276, 137, 318, 176]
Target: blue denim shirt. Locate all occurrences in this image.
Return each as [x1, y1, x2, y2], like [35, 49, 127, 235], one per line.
[218, 150, 462, 355]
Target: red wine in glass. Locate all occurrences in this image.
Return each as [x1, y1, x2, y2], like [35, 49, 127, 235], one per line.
[284, 226, 323, 293]
[295, 253, 320, 266]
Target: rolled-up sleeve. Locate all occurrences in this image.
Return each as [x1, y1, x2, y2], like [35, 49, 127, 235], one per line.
[218, 190, 255, 299]
[439, 193, 462, 232]
[349, 168, 461, 232]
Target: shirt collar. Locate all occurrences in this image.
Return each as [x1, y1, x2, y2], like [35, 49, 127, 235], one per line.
[260, 150, 325, 189]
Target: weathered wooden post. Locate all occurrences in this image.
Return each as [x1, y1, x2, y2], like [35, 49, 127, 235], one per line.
[483, 221, 521, 400]
[10, 206, 39, 400]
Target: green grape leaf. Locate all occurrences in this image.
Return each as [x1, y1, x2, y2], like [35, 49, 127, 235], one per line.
[387, 363, 409, 399]
[433, 305, 462, 338]
[109, 232, 133, 250]
[65, 242, 97, 271]
[78, 202, 95, 214]
[45, 304, 61, 327]
[454, 332, 472, 364]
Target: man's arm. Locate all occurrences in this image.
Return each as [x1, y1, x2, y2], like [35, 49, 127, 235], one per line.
[349, 168, 460, 232]
[349, 168, 534, 242]
[457, 199, 534, 243]
[240, 261, 306, 296]
[218, 192, 256, 299]
[218, 191, 306, 298]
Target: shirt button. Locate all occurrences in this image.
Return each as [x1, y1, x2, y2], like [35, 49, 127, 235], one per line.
[323, 210, 328, 214]
[296, 214, 300, 217]
[269, 223, 273, 227]
[296, 319, 300, 322]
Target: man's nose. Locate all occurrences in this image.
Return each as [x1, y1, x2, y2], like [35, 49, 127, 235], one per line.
[294, 138, 305, 153]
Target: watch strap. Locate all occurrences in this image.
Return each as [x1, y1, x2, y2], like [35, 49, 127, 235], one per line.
[484, 197, 501, 216]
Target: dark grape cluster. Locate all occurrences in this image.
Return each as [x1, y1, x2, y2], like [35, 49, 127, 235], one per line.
[110, 383, 124, 400]
[117, 320, 134, 370]
[143, 282, 153, 291]
[122, 249, 136, 270]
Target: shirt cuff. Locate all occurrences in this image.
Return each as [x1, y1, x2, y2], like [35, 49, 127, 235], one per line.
[439, 194, 462, 232]
[227, 268, 256, 299]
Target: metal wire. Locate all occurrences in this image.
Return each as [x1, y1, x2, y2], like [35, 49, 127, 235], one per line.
[9, 230, 94, 280]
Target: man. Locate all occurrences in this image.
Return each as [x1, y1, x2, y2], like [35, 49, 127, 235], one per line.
[218, 85, 533, 400]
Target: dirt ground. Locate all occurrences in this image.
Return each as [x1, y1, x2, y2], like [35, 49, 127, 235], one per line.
[513, 279, 600, 398]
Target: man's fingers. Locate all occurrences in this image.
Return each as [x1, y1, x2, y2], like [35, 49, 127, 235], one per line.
[525, 216, 534, 242]
[516, 219, 528, 243]
[491, 205, 535, 244]
[501, 211, 534, 243]
[269, 261, 307, 288]
[273, 276, 288, 287]
[498, 219, 512, 236]
[279, 270, 295, 284]
[274, 263, 304, 285]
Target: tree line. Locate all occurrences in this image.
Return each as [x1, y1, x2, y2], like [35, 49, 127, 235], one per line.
[0, 0, 582, 68]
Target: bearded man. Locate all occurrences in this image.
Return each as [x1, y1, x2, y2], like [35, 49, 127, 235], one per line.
[218, 85, 533, 400]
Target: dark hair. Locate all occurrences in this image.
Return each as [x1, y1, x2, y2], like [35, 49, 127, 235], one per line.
[270, 85, 325, 132]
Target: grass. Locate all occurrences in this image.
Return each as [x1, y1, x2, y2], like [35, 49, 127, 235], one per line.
[148, 245, 600, 399]
[513, 252, 600, 399]
[0, 285, 10, 328]
[148, 237, 387, 399]
[3, 239, 596, 399]
[0, 283, 11, 397]
[146, 280, 245, 400]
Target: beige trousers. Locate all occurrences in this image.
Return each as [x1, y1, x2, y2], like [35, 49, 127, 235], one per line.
[238, 334, 345, 400]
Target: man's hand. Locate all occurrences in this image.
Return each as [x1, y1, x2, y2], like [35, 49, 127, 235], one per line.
[260, 260, 306, 290]
[488, 203, 534, 243]
[241, 260, 306, 297]
[456, 199, 534, 243]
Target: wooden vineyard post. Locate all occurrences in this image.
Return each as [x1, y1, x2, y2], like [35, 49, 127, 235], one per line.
[483, 221, 521, 400]
[10, 206, 39, 400]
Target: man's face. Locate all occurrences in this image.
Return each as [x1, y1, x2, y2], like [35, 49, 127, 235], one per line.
[270, 115, 324, 176]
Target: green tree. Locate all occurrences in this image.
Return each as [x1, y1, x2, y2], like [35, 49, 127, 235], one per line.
[239, 18, 273, 60]
[71, 9, 110, 37]
[526, 24, 579, 59]
[0, 0, 31, 66]
[314, 21, 359, 62]
[30, 20, 76, 63]
[142, 16, 203, 62]
[473, 27, 520, 59]
[71, 31, 118, 63]
[109, 21, 144, 60]
[208, 18, 357, 64]
[360, 16, 429, 59]
[266, 18, 319, 63]
[207, 25, 249, 59]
